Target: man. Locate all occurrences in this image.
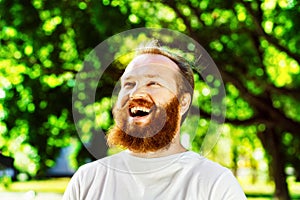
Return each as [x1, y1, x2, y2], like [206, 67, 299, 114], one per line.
[63, 41, 247, 199]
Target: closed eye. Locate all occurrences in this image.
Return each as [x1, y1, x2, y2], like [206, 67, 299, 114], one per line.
[123, 82, 135, 88]
[147, 81, 160, 87]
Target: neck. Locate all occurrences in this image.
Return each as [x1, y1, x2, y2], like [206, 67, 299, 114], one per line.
[129, 132, 187, 158]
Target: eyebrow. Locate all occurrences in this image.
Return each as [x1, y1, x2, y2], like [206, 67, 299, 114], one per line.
[122, 74, 159, 81]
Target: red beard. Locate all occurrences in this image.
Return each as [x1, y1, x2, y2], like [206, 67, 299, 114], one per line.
[107, 96, 180, 153]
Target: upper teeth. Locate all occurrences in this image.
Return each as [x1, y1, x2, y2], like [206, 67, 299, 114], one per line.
[130, 107, 150, 114]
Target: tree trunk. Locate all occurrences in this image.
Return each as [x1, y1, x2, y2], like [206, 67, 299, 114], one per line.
[258, 128, 291, 200]
[232, 145, 238, 177]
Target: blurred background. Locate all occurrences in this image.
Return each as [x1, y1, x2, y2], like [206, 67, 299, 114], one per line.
[0, 0, 300, 199]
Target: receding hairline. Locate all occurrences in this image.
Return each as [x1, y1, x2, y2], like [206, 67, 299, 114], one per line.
[134, 44, 194, 89]
[124, 53, 181, 74]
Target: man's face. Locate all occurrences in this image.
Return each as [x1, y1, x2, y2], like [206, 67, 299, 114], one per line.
[107, 54, 184, 153]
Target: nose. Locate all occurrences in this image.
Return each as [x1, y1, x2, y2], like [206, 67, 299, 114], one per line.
[129, 85, 148, 99]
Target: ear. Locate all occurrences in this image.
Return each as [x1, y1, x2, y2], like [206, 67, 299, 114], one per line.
[179, 93, 191, 116]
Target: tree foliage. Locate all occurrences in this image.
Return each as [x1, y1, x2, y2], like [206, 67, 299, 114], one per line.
[0, 0, 131, 177]
[1, 0, 299, 199]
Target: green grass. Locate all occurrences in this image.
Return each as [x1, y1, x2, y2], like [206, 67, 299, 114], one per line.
[241, 177, 300, 200]
[0, 178, 70, 194]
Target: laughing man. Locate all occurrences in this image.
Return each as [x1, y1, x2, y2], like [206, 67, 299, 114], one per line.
[63, 41, 247, 200]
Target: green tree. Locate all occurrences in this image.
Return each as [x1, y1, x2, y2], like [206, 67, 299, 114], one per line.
[126, 1, 299, 199]
[0, 0, 131, 177]
[1, 1, 300, 200]
[107, 0, 300, 199]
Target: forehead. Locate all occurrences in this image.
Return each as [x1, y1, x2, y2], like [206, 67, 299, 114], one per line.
[122, 54, 181, 79]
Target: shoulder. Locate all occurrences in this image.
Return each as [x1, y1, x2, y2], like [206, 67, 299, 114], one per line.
[181, 151, 247, 199]
[77, 151, 124, 175]
[62, 153, 124, 199]
[180, 151, 230, 175]
[65, 152, 124, 189]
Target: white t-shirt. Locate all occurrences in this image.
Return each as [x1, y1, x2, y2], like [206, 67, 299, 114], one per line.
[63, 151, 247, 200]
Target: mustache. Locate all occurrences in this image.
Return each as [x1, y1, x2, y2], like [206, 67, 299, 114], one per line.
[128, 98, 154, 109]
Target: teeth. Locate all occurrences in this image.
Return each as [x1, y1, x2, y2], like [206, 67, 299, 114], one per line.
[130, 106, 150, 114]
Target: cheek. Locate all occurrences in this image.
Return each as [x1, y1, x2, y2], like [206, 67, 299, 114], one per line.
[151, 90, 178, 105]
[116, 92, 130, 108]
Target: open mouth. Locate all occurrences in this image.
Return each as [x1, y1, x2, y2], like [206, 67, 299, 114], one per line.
[129, 106, 152, 117]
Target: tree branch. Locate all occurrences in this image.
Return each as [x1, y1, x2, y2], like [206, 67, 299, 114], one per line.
[165, 1, 300, 135]
[189, 105, 274, 127]
[240, 1, 300, 64]
[220, 69, 300, 135]
[165, 1, 200, 41]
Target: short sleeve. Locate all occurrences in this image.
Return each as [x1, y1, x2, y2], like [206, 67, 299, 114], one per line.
[62, 168, 82, 200]
[209, 171, 247, 200]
